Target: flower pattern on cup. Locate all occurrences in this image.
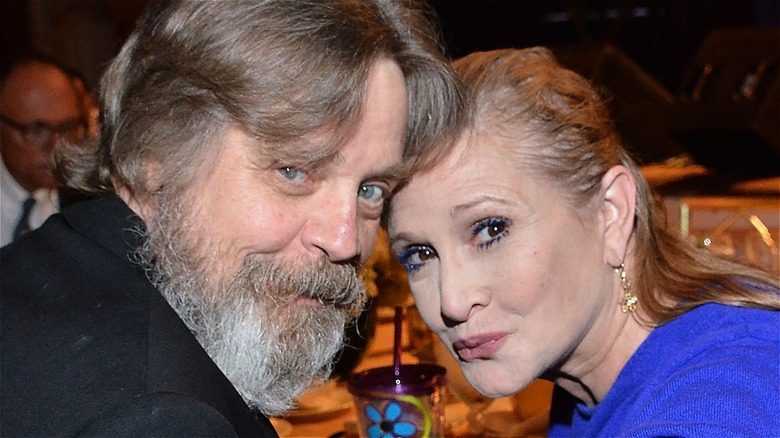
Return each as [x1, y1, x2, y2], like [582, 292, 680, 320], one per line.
[365, 401, 416, 438]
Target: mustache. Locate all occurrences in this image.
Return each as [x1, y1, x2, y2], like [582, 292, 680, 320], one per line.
[237, 256, 368, 316]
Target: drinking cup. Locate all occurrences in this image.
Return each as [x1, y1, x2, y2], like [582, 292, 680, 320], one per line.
[348, 364, 446, 438]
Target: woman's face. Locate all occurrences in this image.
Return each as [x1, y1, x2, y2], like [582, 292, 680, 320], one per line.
[388, 133, 618, 398]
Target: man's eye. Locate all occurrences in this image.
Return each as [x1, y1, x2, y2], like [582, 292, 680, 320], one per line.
[358, 184, 385, 203]
[472, 217, 512, 250]
[278, 166, 307, 182]
[396, 245, 437, 273]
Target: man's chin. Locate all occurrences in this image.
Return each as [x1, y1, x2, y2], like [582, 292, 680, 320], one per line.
[219, 307, 348, 416]
[35, 177, 57, 190]
[139, 218, 363, 415]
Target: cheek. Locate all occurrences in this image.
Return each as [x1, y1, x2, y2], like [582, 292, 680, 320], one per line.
[3, 145, 32, 168]
[481, 246, 546, 313]
[480, 245, 567, 331]
[198, 191, 297, 253]
[408, 280, 442, 329]
[243, 209, 301, 249]
[516, 229, 603, 341]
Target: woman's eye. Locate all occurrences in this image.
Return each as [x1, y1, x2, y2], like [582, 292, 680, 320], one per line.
[396, 245, 437, 273]
[472, 217, 511, 250]
[278, 166, 307, 182]
[358, 184, 385, 203]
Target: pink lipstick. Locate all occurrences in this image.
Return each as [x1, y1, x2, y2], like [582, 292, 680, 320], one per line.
[453, 333, 507, 361]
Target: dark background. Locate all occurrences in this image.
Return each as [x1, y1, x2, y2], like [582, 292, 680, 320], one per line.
[429, 0, 779, 91]
[2, 0, 779, 175]
[2, 0, 776, 93]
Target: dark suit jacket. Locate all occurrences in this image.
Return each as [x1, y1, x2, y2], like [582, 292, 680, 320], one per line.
[1, 197, 277, 437]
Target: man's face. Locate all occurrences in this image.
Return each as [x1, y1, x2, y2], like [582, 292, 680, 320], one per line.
[134, 59, 409, 415]
[0, 62, 83, 192]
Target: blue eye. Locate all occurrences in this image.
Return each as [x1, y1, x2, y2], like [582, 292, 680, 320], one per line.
[358, 184, 384, 203]
[396, 245, 437, 273]
[472, 217, 511, 250]
[278, 166, 307, 182]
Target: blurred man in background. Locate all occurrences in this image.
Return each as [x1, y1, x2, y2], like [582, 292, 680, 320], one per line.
[0, 55, 86, 246]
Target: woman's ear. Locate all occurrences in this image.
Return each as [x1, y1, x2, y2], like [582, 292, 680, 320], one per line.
[599, 165, 637, 267]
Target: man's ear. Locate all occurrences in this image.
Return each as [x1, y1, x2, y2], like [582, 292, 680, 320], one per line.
[599, 165, 637, 267]
[113, 160, 161, 223]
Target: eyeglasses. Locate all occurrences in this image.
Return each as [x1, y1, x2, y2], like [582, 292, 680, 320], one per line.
[0, 114, 86, 149]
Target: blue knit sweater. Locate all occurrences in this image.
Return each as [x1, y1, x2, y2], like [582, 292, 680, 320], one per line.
[548, 303, 780, 437]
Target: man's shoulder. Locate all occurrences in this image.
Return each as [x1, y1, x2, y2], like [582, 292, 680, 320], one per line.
[1, 197, 225, 435]
[1, 196, 143, 301]
[0, 198, 152, 334]
[1, 228, 157, 435]
[0, 198, 270, 436]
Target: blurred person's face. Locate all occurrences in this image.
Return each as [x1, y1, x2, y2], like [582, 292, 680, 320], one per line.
[0, 61, 83, 192]
[388, 132, 621, 399]
[126, 59, 409, 414]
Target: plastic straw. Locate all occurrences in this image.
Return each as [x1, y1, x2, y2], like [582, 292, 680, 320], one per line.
[393, 306, 403, 377]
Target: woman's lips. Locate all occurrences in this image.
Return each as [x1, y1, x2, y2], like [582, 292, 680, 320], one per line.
[453, 333, 507, 361]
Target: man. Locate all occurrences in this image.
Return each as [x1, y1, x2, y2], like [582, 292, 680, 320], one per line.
[0, 0, 464, 436]
[0, 56, 87, 246]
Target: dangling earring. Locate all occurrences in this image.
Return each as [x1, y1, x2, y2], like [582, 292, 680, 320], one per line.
[614, 263, 638, 313]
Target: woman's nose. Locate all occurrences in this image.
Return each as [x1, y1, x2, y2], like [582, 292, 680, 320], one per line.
[438, 258, 490, 325]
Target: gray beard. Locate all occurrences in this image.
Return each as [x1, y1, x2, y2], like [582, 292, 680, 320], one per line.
[133, 199, 367, 416]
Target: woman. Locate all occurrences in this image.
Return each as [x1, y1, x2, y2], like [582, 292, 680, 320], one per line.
[387, 47, 779, 436]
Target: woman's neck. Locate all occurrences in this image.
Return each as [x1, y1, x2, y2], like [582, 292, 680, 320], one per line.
[553, 312, 652, 406]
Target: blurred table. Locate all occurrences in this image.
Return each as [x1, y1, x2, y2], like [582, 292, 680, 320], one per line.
[663, 195, 779, 273]
[284, 405, 354, 437]
[641, 163, 779, 273]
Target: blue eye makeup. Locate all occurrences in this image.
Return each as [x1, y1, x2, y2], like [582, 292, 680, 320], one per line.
[472, 216, 512, 250]
[396, 245, 437, 273]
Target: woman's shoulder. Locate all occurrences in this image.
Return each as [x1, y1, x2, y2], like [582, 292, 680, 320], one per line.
[636, 303, 778, 374]
[614, 303, 779, 436]
[666, 302, 778, 343]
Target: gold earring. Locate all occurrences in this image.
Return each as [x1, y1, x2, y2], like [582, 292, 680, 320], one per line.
[614, 263, 638, 313]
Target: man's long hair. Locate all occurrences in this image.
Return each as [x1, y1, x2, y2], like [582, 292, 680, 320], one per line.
[56, 0, 465, 199]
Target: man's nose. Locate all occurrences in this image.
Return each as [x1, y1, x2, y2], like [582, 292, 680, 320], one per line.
[42, 132, 62, 152]
[306, 194, 362, 264]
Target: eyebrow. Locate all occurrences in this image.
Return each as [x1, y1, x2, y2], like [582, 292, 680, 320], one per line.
[294, 145, 408, 185]
[387, 231, 419, 251]
[370, 160, 408, 183]
[451, 195, 516, 217]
